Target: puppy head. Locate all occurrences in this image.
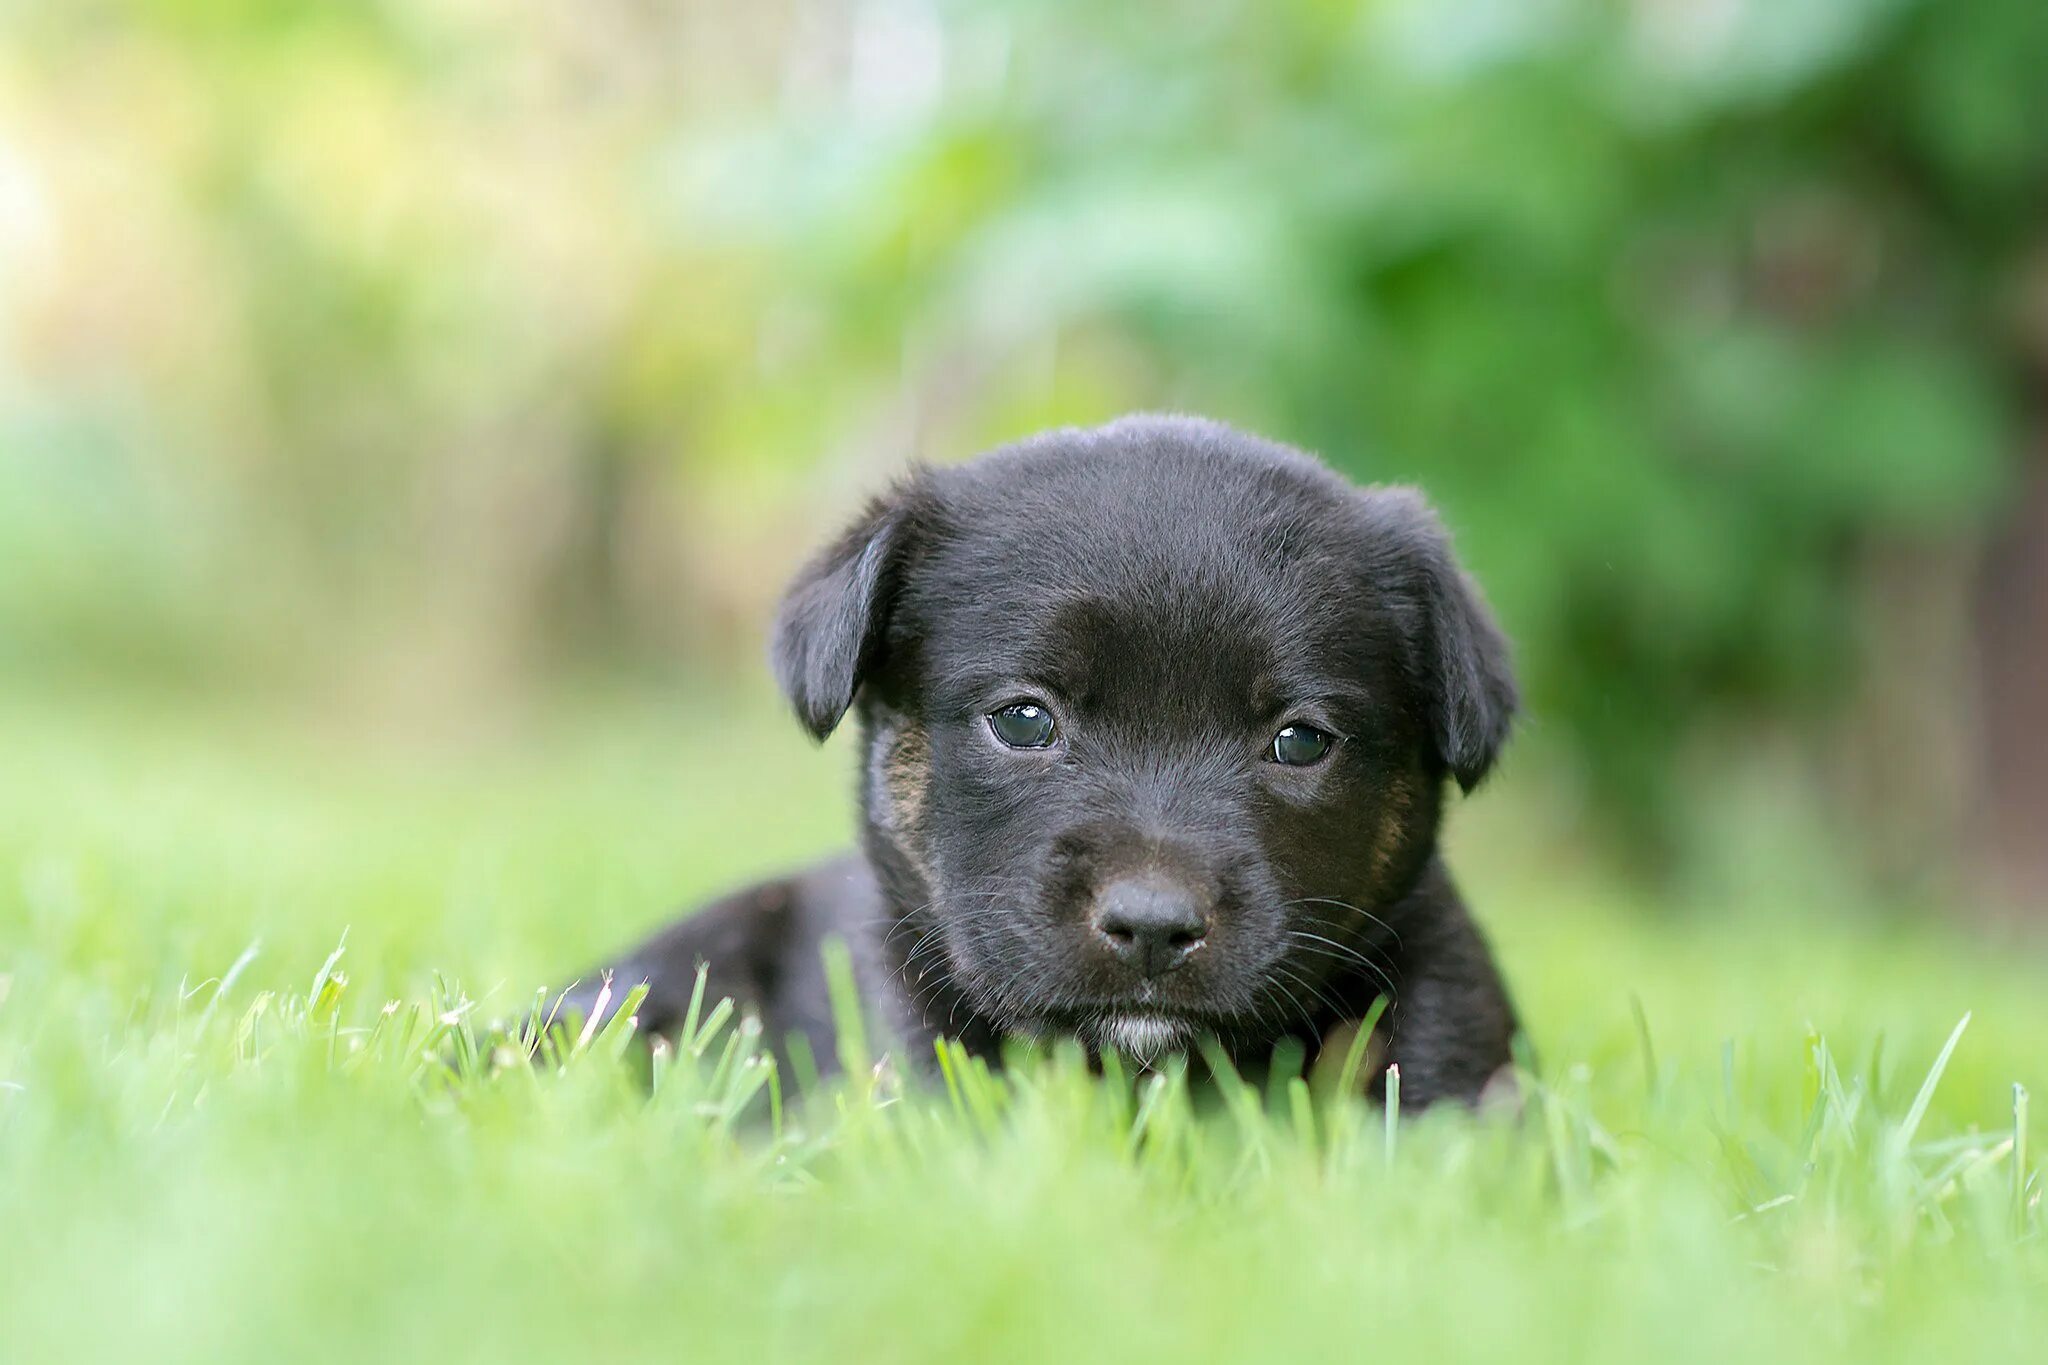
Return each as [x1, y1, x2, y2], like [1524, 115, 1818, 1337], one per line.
[772, 415, 1515, 1056]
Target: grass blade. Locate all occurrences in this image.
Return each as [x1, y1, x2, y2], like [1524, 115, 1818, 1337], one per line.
[2017, 1082, 2032, 1236]
[1895, 1013, 1971, 1155]
[1383, 1063, 1401, 1166]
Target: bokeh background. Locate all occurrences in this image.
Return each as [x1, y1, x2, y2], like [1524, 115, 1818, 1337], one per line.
[4, 0, 2047, 958]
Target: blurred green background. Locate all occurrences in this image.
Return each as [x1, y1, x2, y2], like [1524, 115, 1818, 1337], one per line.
[5, 0, 2048, 910]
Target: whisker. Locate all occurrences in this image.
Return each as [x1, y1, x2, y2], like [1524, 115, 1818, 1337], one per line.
[1266, 960, 1346, 1037]
[1285, 928, 1391, 970]
[1280, 896, 1403, 946]
[1284, 931, 1400, 1006]
[1261, 966, 1330, 1047]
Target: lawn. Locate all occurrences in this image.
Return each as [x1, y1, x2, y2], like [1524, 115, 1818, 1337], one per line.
[1, 686, 2042, 1364]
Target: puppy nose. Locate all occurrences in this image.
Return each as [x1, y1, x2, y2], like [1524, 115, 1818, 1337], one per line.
[1091, 876, 1209, 977]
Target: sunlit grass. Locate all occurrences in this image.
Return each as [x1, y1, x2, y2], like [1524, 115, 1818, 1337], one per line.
[1, 691, 2043, 1363]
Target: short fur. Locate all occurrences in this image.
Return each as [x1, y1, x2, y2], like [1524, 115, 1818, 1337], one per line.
[554, 415, 1520, 1107]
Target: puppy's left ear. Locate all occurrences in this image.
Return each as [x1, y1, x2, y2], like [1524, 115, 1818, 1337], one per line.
[770, 481, 921, 741]
[1361, 489, 1518, 793]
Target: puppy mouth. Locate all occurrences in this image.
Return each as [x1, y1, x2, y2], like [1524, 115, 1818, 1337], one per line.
[1009, 998, 1209, 1061]
[1094, 1012, 1189, 1062]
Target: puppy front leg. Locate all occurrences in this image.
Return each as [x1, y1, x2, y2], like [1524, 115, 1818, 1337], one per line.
[549, 879, 798, 1042]
[1378, 880, 1519, 1110]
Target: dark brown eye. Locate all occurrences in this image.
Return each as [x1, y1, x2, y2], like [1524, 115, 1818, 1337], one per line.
[1270, 724, 1334, 767]
[989, 701, 1057, 749]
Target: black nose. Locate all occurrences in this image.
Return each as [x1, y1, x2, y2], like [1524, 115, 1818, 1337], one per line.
[1091, 876, 1209, 977]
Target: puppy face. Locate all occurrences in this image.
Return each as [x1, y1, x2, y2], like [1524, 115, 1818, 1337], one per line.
[774, 416, 1514, 1057]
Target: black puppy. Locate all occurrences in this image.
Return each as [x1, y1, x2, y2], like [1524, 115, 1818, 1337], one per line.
[556, 415, 1519, 1108]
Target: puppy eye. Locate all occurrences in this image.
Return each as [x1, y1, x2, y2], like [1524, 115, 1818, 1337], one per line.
[1269, 723, 1334, 767]
[988, 701, 1058, 749]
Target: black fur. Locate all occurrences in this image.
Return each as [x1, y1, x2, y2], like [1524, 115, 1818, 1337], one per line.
[555, 415, 1520, 1107]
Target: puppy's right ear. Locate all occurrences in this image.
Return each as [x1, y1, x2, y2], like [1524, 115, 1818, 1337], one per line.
[770, 485, 918, 740]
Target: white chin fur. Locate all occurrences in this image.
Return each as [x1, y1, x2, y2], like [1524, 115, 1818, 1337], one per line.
[1100, 1014, 1185, 1060]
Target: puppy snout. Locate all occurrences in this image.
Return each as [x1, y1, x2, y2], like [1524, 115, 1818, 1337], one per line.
[1090, 875, 1209, 977]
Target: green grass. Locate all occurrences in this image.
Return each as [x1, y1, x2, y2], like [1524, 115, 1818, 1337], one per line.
[1, 688, 2043, 1364]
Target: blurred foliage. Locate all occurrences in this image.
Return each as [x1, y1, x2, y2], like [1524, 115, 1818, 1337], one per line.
[2, 0, 2045, 864]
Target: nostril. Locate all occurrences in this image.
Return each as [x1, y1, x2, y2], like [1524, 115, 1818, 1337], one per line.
[1167, 925, 1205, 951]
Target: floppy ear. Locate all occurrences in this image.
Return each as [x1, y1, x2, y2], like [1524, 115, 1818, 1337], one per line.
[770, 486, 917, 741]
[1360, 488, 1518, 793]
